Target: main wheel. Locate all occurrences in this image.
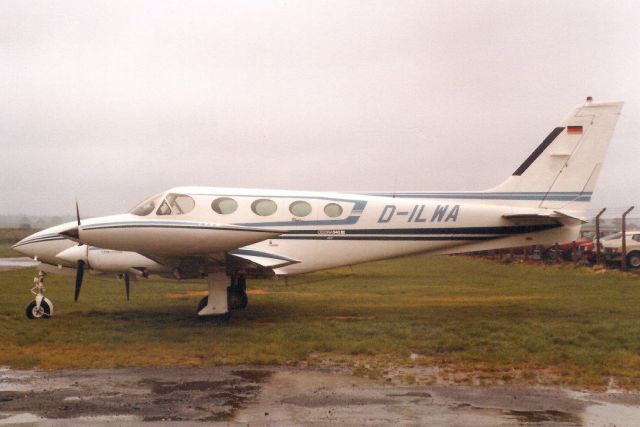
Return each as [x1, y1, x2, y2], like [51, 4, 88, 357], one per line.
[627, 251, 640, 269]
[228, 290, 248, 310]
[196, 296, 208, 313]
[25, 300, 51, 320]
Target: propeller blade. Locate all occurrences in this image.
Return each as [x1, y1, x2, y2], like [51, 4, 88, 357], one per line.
[75, 199, 81, 226]
[74, 260, 85, 302]
[124, 273, 130, 301]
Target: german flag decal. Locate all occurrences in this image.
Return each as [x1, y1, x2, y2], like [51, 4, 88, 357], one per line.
[567, 125, 583, 135]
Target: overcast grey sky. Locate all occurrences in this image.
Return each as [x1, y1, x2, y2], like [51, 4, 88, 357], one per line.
[1, 0, 639, 218]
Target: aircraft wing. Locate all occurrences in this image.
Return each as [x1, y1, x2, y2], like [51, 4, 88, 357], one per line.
[69, 220, 284, 257]
[0, 257, 40, 270]
[137, 248, 300, 280]
[228, 248, 301, 269]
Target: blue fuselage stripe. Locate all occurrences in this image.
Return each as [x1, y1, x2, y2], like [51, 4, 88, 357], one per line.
[285, 224, 559, 236]
[12, 235, 67, 248]
[276, 236, 494, 241]
[365, 192, 591, 201]
[81, 224, 276, 234]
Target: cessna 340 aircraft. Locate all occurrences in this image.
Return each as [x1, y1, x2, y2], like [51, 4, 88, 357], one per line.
[12, 98, 623, 321]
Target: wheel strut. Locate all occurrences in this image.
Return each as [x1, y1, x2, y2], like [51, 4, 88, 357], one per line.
[197, 271, 231, 321]
[26, 271, 53, 319]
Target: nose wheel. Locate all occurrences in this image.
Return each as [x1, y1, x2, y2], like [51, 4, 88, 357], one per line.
[26, 299, 52, 319]
[26, 271, 54, 320]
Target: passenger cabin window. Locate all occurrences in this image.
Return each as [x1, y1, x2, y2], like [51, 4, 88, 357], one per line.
[212, 197, 238, 214]
[289, 200, 312, 217]
[324, 203, 343, 218]
[251, 199, 277, 216]
[156, 193, 195, 216]
[633, 234, 640, 242]
[130, 193, 163, 216]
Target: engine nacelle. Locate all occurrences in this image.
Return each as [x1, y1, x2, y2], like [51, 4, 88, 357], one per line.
[87, 247, 166, 273]
[56, 245, 169, 274]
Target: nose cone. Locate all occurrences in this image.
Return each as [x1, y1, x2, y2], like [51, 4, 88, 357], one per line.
[10, 221, 79, 261]
[12, 235, 37, 257]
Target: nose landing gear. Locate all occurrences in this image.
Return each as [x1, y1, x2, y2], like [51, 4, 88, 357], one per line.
[26, 271, 53, 319]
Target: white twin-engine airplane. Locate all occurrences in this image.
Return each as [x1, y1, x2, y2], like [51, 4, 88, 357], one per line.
[12, 99, 623, 321]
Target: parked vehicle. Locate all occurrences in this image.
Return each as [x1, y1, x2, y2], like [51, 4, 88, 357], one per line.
[601, 231, 640, 268]
[544, 239, 595, 263]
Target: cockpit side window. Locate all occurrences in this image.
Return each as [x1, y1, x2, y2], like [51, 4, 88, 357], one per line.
[130, 193, 163, 216]
[156, 193, 195, 216]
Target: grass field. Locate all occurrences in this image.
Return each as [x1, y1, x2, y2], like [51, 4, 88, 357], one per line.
[2, 253, 640, 389]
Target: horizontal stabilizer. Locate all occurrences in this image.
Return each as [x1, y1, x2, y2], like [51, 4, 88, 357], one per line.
[229, 248, 300, 269]
[503, 210, 586, 226]
[551, 210, 588, 225]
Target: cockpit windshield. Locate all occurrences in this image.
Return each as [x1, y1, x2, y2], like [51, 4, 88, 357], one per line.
[130, 192, 195, 216]
[129, 193, 163, 216]
[156, 193, 195, 215]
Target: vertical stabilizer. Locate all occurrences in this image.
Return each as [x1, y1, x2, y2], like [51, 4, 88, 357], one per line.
[488, 99, 623, 212]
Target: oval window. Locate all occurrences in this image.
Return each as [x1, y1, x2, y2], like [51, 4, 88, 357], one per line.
[251, 199, 277, 216]
[289, 200, 312, 217]
[212, 197, 238, 215]
[324, 203, 343, 218]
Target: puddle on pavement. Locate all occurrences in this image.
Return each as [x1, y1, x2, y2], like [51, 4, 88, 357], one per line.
[231, 369, 272, 383]
[141, 379, 235, 394]
[451, 403, 583, 425]
[137, 369, 272, 421]
[0, 369, 273, 423]
[506, 409, 582, 425]
[387, 391, 432, 398]
[2, 368, 640, 425]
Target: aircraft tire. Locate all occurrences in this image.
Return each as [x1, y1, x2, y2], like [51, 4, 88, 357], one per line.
[196, 296, 208, 313]
[25, 300, 51, 320]
[228, 290, 248, 310]
[627, 251, 640, 269]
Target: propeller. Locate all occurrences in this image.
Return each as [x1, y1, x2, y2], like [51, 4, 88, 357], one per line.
[124, 273, 130, 301]
[75, 199, 81, 226]
[74, 259, 85, 302]
[61, 199, 82, 240]
[67, 200, 132, 302]
[73, 200, 86, 302]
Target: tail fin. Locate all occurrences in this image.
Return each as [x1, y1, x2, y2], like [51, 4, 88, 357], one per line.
[488, 99, 623, 212]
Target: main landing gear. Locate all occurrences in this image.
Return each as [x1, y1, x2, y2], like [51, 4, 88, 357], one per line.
[25, 271, 53, 320]
[196, 273, 248, 322]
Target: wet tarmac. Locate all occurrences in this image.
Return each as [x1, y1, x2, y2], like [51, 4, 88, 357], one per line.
[1, 366, 640, 426]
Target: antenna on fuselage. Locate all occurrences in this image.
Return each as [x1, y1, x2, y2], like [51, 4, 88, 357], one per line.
[392, 174, 398, 199]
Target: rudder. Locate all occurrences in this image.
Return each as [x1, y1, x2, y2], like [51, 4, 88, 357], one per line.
[488, 99, 623, 213]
